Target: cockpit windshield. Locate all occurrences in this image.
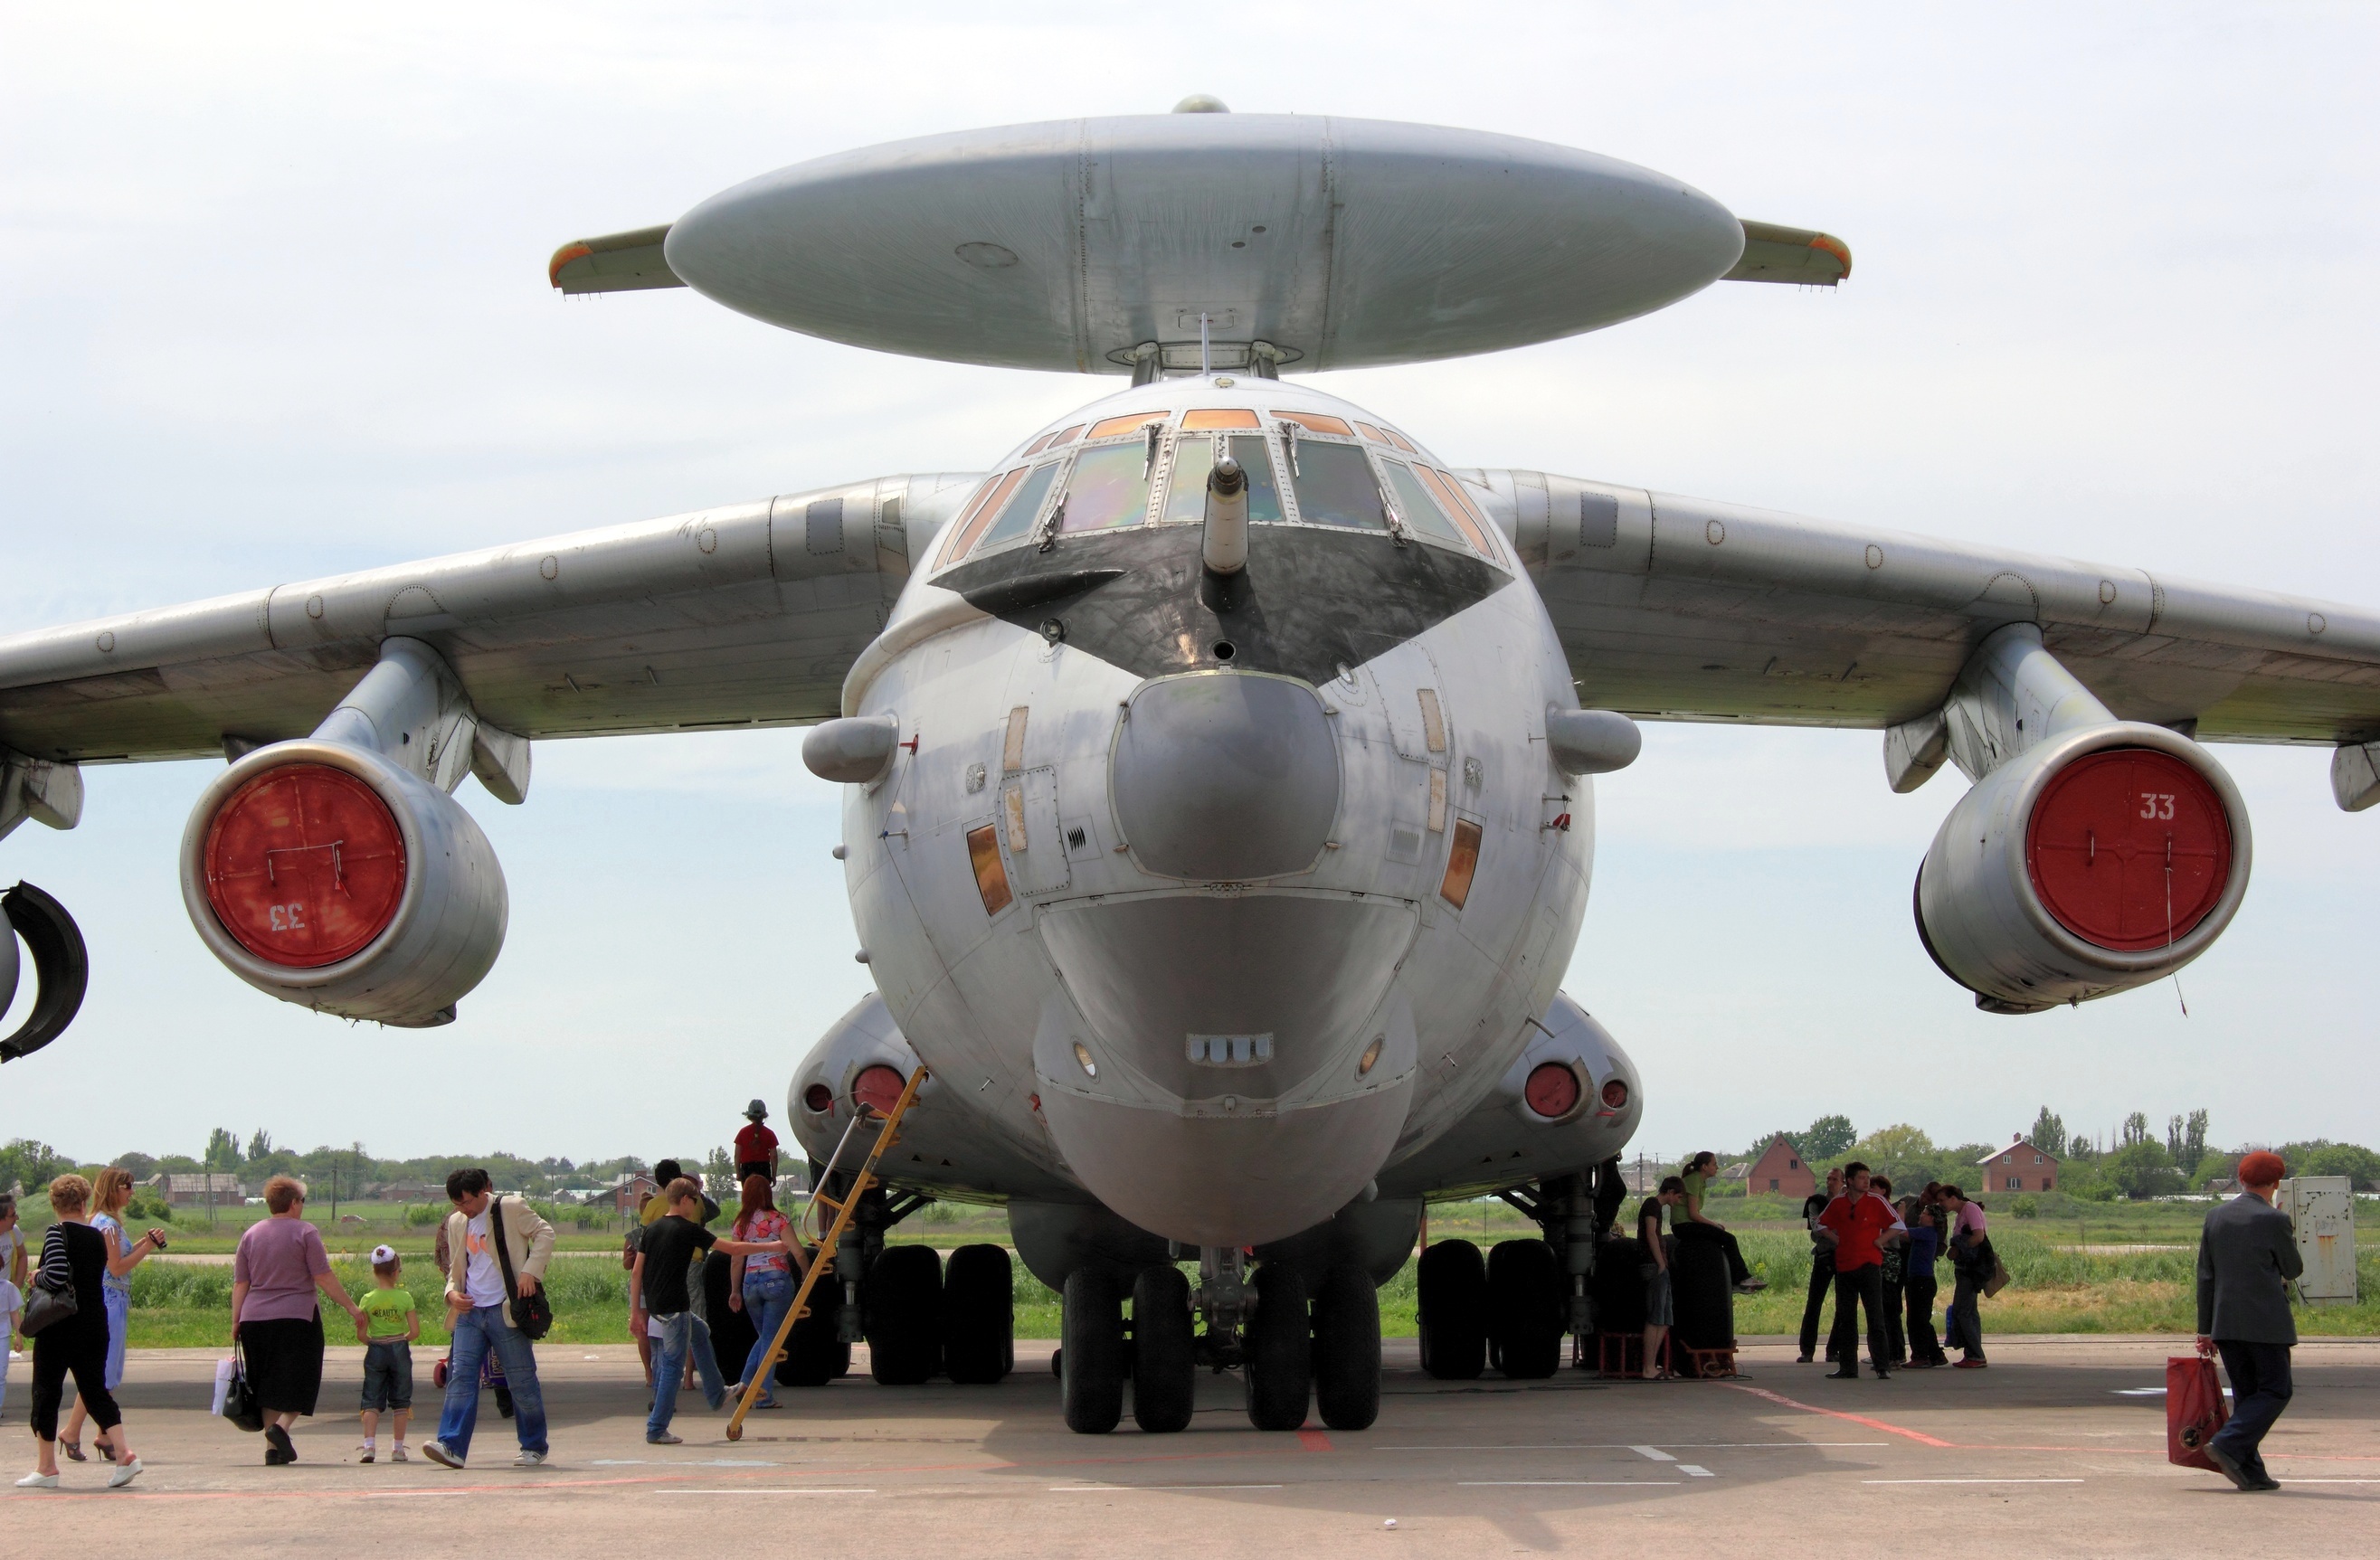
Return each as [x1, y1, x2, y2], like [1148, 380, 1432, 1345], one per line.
[1286, 440, 1390, 531]
[940, 404, 1503, 572]
[1162, 434, 1285, 525]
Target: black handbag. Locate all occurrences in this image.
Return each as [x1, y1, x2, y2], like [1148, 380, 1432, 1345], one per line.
[222, 1343, 265, 1432]
[19, 1231, 79, 1336]
[488, 1196, 554, 1340]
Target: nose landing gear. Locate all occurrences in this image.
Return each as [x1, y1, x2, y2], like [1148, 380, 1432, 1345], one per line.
[1056, 1248, 1382, 1435]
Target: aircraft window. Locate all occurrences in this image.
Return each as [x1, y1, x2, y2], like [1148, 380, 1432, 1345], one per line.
[965, 825, 1013, 915]
[1160, 435, 1285, 525]
[1275, 411, 1354, 437]
[1379, 459, 1469, 549]
[1047, 423, 1085, 447]
[1088, 412, 1165, 440]
[1181, 408, 1261, 430]
[972, 462, 1063, 552]
[1288, 440, 1390, 531]
[1057, 441, 1154, 534]
[1353, 421, 1390, 444]
[1021, 430, 1057, 456]
[1439, 818, 1483, 910]
[940, 468, 1025, 564]
[1381, 428, 1417, 453]
[1418, 466, 1501, 558]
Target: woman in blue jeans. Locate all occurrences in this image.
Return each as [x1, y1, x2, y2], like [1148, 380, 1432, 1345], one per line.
[726, 1177, 810, 1408]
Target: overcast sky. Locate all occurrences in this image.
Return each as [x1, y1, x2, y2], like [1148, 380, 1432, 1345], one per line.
[3, 4, 2375, 1172]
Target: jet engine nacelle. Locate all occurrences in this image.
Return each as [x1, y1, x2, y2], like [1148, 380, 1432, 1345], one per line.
[1915, 722, 2252, 1013]
[179, 740, 507, 1026]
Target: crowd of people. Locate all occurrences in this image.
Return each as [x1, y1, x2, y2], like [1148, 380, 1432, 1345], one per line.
[1633, 1153, 2004, 1380]
[7, 1097, 810, 1487]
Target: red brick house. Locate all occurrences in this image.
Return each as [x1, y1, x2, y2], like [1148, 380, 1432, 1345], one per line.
[1747, 1135, 1817, 1199]
[1977, 1136, 2059, 1193]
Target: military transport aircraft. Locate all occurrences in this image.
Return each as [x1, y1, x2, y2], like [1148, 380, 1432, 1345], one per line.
[5, 101, 2379, 1434]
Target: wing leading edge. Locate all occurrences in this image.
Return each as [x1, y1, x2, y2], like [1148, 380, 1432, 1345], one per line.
[0, 473, 983, 768]
[1457, 468, 2380, 751]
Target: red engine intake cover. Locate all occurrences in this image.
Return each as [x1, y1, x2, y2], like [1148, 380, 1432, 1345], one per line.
[851, 1064, 907, 1116]
[1523, 1061, 1580, 1119]
[202, 763, 408, 968]
[2025, 748, 2231, 951]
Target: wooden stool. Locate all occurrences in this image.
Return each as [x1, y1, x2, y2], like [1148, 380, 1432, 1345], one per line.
[1677, 1345, 1738, 1379]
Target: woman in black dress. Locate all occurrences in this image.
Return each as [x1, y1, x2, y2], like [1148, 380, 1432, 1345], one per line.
[17, 1175, 143, 1489]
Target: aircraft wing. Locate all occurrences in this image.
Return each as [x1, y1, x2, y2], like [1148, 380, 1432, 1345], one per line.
[0, 473, 983, 769]
[1462, 469, 2380, 750]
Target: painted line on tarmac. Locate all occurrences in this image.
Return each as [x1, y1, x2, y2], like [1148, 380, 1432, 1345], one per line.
[1677, 1466, 1716, 1478]
[1377, 1442, 1883, 1451]
[1297, 1430, 1333, 1451]
[657, 1488, 875, 1495]
[1051, 1484, 1285, 1492]
[1460, 1480, 1686, 1488]
[1862, 1479, 2082, 1486]
[1725, 1384, 1956, 1447]
[1629, 1445, 1676, 1461]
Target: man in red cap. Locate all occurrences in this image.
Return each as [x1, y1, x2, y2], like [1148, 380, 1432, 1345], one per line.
[2195, 1150, 2302, 1491]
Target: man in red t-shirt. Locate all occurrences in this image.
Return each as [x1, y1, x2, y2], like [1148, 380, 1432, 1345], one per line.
[733, 1101, 779, 1186]
[1817, 1161, 1902, 1380]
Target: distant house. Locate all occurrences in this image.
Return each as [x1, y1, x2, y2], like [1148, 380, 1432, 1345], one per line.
[612, 1173, 660, 1216]
[1747, 1136, 1818, 1199]
[369, 1182, 444, 1204]
[146, 1173, 247, 1206]
[1977, 1135, 2060, 1193]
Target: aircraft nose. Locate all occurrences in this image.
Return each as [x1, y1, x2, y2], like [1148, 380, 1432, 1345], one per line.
[1109, 670, 1340, 882]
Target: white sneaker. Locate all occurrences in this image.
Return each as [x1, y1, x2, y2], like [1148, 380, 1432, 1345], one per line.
[421, 1440, 464, 1470]
[390, 1443, 409, 1463]
[14, 1470, 59, 1489]
[108, 1459, 144, 1489]
[513, 1449, 546, 1467]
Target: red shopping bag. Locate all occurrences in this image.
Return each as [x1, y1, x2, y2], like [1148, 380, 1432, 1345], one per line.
[2167, 1355, 2230, 1470]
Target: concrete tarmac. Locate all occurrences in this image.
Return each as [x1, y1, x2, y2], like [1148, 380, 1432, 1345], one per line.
[5, 1336, 2376, 1556]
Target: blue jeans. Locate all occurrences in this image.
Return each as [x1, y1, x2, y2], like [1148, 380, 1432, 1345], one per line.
[647, 1311, 725, 1438]
[101, 1287, 130, 1390]
[2212, 1339, 2293, 1477]
[436, 1306, 546, 1459]
[739, 1272, 794, 1396]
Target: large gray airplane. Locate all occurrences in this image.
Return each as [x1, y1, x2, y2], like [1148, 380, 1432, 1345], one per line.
[5, 102, 2376, 1433]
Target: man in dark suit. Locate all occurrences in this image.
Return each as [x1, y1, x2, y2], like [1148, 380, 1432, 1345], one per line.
[2196, 1151, 2304, 1492]
[1797, 1167, 1844, 1363]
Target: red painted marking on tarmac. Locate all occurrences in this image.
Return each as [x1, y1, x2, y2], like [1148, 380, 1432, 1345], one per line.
[1297, 1429, 1333, 1451]
[1724, 1384, 1958, 1448]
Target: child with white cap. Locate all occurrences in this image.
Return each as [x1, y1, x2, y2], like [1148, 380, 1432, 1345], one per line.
[356, 1244, 419, 1462]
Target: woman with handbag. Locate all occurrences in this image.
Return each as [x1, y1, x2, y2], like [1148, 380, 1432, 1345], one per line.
[16, 1175, 143, 1489]
[231, 1176, 367, 1465]
[57, 1167, 168, 1463]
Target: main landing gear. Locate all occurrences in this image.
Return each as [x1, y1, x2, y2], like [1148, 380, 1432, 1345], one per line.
[1057, 1249, 1382, 1435]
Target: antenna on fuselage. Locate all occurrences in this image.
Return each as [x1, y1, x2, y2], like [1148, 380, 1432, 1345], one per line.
[1199, 311, 1211, 375]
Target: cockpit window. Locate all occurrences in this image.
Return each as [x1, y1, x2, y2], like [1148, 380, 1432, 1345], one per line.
[1182, 408, 1260, 430]
[1275, 411, 1354, 437]
[1418, 467, 1502, 558]
[1379, 459, 1469, 549]
[1287, 440, 1390, 531]
[1021, 430, 1057, 457]
[1161, 434, 1285, 525]
[1353, 421, 1390, 444]
[1057, 441, 1154, 534]
[1045, 423, 1085, 448]
[973, 461, 1063, 551]
[940, 468, 1024, 564]
[1087, 412, 1164, 441]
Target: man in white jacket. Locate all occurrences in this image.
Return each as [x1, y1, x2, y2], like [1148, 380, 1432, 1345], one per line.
[422, 1168, 555, 1470]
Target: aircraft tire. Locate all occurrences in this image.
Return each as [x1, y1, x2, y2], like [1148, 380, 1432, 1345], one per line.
[775, 1284, 850, 1387]
[1312, 1263, 1380, 1432]
[1416, 1239, 1487, 1380]
[865, 1244, 944, 1385]
[1061, 1269, 1125, 1434]
[1488, 1238, 1564, 1379]
[942, 1243, 1015, 1385]
[1130, 1265, 1196, 1433]
[1244, 1262, 1313, 1432]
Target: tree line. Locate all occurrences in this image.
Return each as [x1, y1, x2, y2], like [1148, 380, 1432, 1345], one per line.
[1740, 1110, 2380, 1201]
[0, 1133, 662, 1204]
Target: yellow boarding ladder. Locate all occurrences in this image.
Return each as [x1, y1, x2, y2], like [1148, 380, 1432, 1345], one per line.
[725, 1064, 927, 1441]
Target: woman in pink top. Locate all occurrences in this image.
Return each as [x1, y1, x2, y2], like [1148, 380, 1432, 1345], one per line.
[232, 1177, 366, 1465]
[726, 1177, 809, 1409]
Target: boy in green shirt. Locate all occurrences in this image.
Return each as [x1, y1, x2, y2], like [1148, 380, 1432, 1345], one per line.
[356, 1244, 420, 1462]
